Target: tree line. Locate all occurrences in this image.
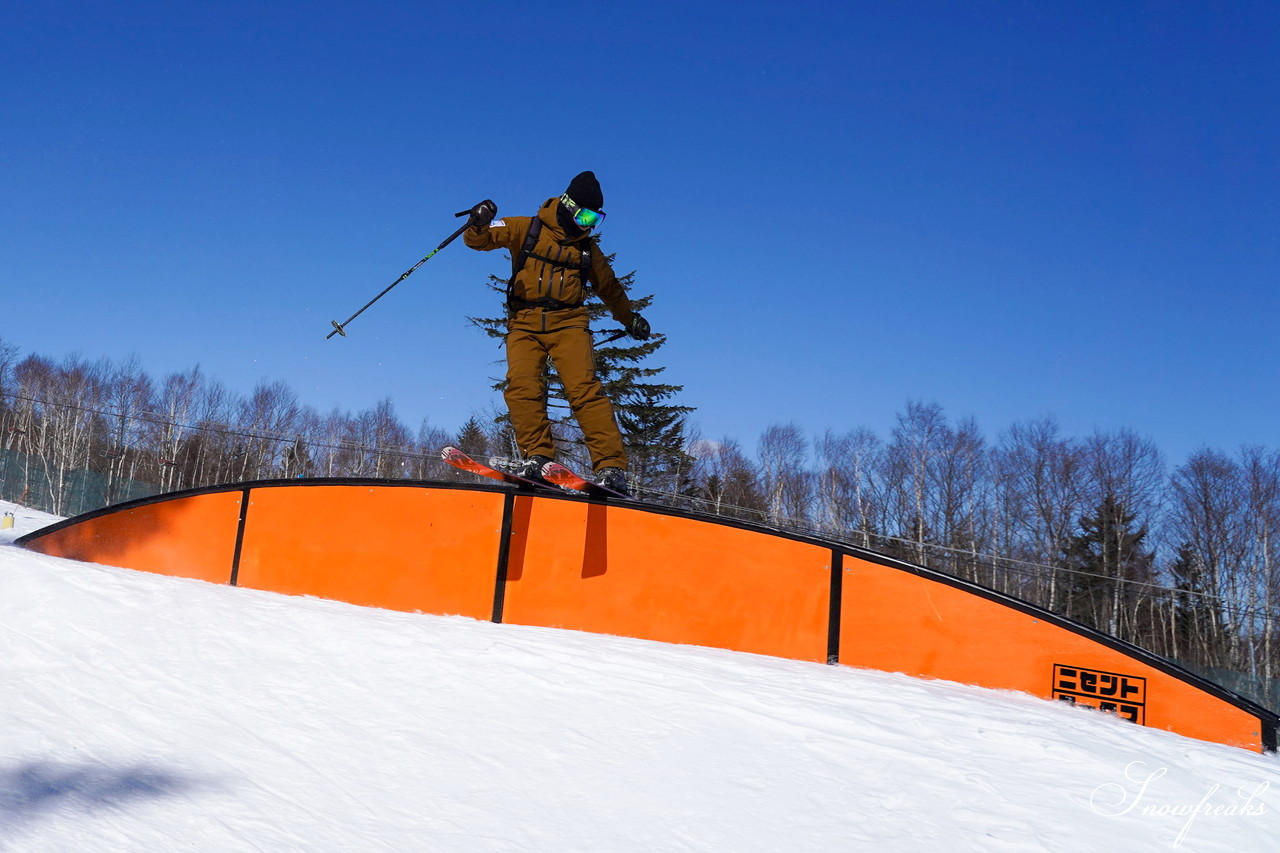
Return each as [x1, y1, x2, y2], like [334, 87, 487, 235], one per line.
[0, 341, 462, 516]
[680, 403, 1279, 708]
[2, 338, 1276, 710]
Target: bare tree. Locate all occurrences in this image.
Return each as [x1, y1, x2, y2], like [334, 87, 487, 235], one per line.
[1240, 446, 1280, 682]
[5, 354, 54, 504]
[146, 367, 204, 492]
[934, 416, 990, 580]
[1167, 448, 1244, 667]
[412, 418, 453, 480]
[885, 401, 951, 562]
[692, 437, 766, 521]
[187, 377, 236, 489]
[235, 381, 302, 480]
[15, 354, 109, 514]
[308, 408, 358, 477]
[1082, 428, 1166, 523]
[1080, 428, 1166, 640]
[101, 355, 154, 504]
[995, 416, 1087, 610]
[815, 427, 883, 548]
[0, 338, 25, 500]
[362, 398, 413, 479]
[0, 337, 18, 417]
[758, 424, 811, 527]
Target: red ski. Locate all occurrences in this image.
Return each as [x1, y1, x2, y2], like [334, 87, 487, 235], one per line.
[541, 461, 632, 500]
[443, 448, 632, 501]
[441, 447, 556, 493]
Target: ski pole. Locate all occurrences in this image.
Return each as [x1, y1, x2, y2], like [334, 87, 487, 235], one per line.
[327, 210, 475, 340]
[596, 324, 657, 345]
[595, 329, 630, 345]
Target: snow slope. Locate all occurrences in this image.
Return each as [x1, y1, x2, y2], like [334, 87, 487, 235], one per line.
[1, 501, 1277, 851]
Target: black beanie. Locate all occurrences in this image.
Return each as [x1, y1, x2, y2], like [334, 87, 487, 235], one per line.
[565, 171, 603, 210]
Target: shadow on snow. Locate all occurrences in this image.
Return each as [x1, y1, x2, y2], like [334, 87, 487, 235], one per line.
[0, 761, 199, 832]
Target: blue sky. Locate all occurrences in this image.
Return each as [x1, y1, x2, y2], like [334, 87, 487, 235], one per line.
[4, 1, 1277, 465]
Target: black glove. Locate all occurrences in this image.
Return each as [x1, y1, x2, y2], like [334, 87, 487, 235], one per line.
[627, 314, 651, 341]
[469, 199, 497, 228]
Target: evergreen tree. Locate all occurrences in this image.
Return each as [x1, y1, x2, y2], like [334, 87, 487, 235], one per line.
[453, 416, 491, 459]
[467, 256, 693, 493]
[436, 416, 494, 483]
[617, 386, 694, 496]
[1061, 492, 1156, 641]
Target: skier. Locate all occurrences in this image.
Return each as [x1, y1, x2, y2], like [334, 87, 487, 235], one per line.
[464, 171, 650, 496]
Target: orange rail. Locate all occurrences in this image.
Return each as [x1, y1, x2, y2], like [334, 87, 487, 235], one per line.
[18, 479, 1278, 753]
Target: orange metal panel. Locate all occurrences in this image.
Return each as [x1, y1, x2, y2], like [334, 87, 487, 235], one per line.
[234, 485, 505, 620]
[840, 555, 1267, 752]
[20, 491, 243, 584]
[23, 481, 1268, 752]
[501, 496, 832, 661]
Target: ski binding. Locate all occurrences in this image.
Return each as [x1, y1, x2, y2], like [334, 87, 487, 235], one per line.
[540, 461, 631, 500]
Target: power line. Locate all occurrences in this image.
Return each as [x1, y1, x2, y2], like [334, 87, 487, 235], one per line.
[4, 388, 1278, 620]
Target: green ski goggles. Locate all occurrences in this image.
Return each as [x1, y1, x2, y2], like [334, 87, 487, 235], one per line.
[560, 193, 606, 230]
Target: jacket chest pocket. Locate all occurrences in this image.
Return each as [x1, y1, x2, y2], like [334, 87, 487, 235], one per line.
[528, 243, 585, 302]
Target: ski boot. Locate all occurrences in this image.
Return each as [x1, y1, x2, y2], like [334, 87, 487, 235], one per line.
[595, 467, 630, 497]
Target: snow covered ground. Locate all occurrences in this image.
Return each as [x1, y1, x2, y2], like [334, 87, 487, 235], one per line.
[1, 499, 1278, 851]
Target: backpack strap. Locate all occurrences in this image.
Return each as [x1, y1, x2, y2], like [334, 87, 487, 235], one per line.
[579, 239, 592, 285]
[507, 217, 543, 306]
[506, 215, 596, 312]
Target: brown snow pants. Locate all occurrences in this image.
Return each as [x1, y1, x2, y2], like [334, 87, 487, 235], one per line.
[504, 324, 628, 471]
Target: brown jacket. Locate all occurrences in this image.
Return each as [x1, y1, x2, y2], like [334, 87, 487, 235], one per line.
[465, 197, 635, 333]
